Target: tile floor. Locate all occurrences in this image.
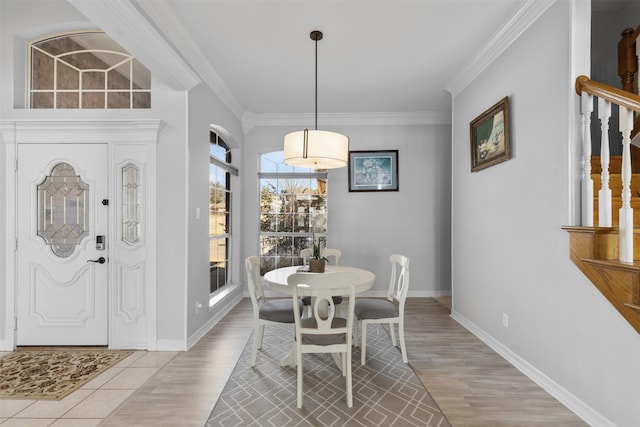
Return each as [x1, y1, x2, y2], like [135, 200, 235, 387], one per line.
[0, 350, 177, 426]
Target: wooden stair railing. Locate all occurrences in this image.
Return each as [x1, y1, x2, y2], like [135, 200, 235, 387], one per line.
[591, 157, 640, 227]
[618, 25, 640, 140]
[575, 76, 640, 261]
[565, 27, 640, 334]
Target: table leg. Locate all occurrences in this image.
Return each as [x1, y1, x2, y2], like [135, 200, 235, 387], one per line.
[281, 344, 296, 367]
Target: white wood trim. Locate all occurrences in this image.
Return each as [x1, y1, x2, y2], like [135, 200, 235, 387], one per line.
[446, 0, 556, 96]
[67, 0, 201, 91]
[1, 122, 17, 351]
[134, 0, 244, 119]
[1, 119, 161, 351]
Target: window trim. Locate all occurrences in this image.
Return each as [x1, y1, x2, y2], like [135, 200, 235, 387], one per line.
[27, 30, 151, 109]
[258, 151, 329, 276]
[209, 132, 233, 300]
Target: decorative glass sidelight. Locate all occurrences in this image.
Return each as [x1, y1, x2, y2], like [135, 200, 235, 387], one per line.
[37, 162, 90, 258]
[122, 163, 141, 245]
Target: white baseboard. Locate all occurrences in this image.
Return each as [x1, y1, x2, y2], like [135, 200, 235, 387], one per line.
[186, 290, 243, 350]
[260, 287, 451, 299]
[451, 310, 617, 427]
[155, 339, 188, 352]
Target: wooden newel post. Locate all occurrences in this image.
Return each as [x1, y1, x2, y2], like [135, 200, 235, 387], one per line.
[618, 28, 637, 93]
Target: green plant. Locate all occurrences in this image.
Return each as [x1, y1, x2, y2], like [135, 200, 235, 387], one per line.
[310, 212, 328, 261]
[311, 229, 324, 259]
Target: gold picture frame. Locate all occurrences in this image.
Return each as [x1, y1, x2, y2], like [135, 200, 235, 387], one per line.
[470, 96, 510, 172]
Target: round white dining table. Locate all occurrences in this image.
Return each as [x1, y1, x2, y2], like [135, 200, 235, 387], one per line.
[263, 265, 375, 367]
[264, 265, 375, 295]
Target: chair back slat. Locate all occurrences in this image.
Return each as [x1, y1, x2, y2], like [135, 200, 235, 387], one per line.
[288, 272, 357, 340]
[388, 254, 410, 305]
[246, 256, 264, 310]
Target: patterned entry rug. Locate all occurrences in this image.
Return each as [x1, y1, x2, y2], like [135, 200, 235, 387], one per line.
[0, 348, 132, 400]
[207, 323, 450, 427]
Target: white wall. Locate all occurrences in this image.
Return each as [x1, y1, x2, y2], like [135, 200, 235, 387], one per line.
[0, 0, 191, 348]
[186, 84, 244, 338]
[451, 1, 640, 426]
[243, 122, 452, 296]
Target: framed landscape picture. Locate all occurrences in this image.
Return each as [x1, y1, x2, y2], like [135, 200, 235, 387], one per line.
[348, 150, 399, 192]
[470, 96, 510, 172]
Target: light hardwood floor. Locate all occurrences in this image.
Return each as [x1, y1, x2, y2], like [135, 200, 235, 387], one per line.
[2, 298, 588, 426]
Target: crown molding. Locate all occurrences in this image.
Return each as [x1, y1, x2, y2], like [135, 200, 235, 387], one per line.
[445, 0, 556, 96]
[241, 111, 451, 134]
[67, 0, 201, 91]
[1, 120, 163, 143]
[133, 1, 245, 120]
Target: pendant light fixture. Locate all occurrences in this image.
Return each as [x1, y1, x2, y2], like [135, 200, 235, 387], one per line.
[284, 30, 349, 169]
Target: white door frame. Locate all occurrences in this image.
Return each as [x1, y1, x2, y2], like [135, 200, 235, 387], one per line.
[1, 120, 160, 351]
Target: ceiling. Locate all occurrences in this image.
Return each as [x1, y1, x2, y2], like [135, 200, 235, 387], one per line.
[69, 0, 536, 119]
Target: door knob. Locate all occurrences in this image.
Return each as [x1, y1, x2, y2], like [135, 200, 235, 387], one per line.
[87, 257, 106, 264]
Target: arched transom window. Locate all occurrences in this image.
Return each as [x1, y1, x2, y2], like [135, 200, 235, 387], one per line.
[29, 31, 151, 109]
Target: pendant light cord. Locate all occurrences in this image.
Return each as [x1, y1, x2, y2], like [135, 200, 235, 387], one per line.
[314, 33, 318, 131]
[310, 30, 322, 131]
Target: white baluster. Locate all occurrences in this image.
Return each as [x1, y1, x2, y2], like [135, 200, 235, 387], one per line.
[619, 106, 634, 262]
[598, 98, 612, 227]
[581, 92, 594, 226]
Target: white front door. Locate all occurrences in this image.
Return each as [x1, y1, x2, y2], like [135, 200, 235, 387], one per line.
[16, 143, 109, 346]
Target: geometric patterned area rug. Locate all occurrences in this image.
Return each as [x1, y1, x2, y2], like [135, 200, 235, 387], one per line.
[206, 323, 450, 426]
[0, 349, 132, 400]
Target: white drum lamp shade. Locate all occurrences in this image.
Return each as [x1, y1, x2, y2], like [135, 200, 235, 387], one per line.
[284, 129, 349, 169]
[284, 30, 349, 169]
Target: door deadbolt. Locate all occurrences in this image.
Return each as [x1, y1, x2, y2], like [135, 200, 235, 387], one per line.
[96, 235, 105, 250]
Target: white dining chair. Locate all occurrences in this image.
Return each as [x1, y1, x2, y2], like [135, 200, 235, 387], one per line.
[288, 271, 358, 408]
[299, 247, 341, 265]
[246, 256, 303, 367]
[321, 248, 342, 265]
[299, 248, 313, 266]
[354, 254, 410, 365]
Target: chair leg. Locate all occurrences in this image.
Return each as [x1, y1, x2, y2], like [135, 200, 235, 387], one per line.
[389, 322, 397, 347]
[353, 318, 360, 347]
[251, 322, 261, 367]
[360, 321, 367, 365]
[296, 350, 304, 408]
[346, 349, 353, 408]
[257, 324, 265, 349]
[398, 318, 408, 363]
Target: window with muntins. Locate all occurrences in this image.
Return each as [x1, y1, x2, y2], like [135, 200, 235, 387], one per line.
[210, 132, 232, 295]
[258, 151, 328, 276]
[29, 31, 151, 109]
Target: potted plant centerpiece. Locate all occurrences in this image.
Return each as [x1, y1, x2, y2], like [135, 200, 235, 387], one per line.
[308, 212, 328, 273]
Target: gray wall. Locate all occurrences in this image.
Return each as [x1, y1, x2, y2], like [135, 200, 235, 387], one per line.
[452, 2, 640, 426]
[242, 122, 452, 297]
[186, 84, 244, 338]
